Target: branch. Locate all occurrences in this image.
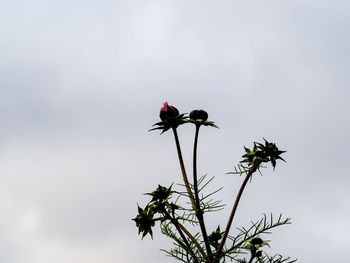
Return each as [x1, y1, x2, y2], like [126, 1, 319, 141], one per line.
[214, 165, 258, 261]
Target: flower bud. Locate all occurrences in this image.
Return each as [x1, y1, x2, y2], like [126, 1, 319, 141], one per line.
[190, 109, 208, 121]
[251, 237, 263, 245]
[159, 102, 179, 121]
[132, 205, 155, 239]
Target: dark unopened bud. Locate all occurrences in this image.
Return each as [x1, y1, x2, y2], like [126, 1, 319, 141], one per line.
[251, 238, 263, 245]
[159, 102, 179, 121]
[256, 251, 262, 258]
[190, 109, 208, 121]
[132, 205, 155, 239]
[209, 231, 222, 242]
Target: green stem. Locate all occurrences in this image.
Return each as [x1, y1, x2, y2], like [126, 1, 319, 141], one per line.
[214, 166, 258, 262]
[163, 210, 200, 263]
[193, 125, 212, 256]
[172, 127, 197, 210]
[177, 221, 207, 259]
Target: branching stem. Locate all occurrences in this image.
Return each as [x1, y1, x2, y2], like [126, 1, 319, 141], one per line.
[163, 210, 200, 263]
[177, 221, 207, 258]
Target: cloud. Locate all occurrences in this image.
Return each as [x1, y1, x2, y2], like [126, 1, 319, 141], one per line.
[0, 0, 349, 262]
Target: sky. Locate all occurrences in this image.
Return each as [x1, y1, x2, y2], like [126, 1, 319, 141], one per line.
[1, 0, 350, 262]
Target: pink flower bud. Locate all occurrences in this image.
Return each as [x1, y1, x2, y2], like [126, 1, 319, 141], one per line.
[159, 102, 179, 121]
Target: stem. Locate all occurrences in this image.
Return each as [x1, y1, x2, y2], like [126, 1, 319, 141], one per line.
[214, 166, 257, 262]
[193, 125, 212, 255]
[163, 210, 200, 263]
[177, 221, 207, 258]
[172, 127, 197, 209]
[248, 255, 255, 263]
[170, 208, 207, 258]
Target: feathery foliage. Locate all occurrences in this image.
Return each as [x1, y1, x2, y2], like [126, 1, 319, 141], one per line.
[133, 102, 296, 263]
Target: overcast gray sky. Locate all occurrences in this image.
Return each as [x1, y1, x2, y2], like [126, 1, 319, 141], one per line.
[1, 0, 349, 262]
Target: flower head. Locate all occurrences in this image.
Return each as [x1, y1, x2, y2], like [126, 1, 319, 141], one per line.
[188, 109, 218, 128]
[160, 102, 179, 121]
[132, 205, 155, 239]
[189, 109, 208, 121]
[251, 238, 264, 245]
[246, 237, 269, 258]
[208, 226, 224, 249]
[241, 139, 286, 170]
[146, 184, 173, 203]
[150, 102, 187, 134]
